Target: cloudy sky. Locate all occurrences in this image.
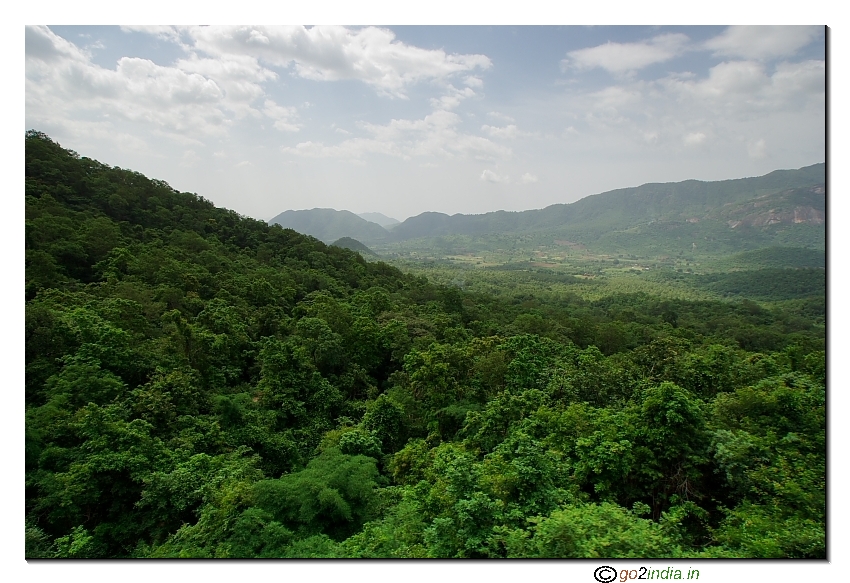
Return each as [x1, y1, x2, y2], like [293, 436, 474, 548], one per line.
[25, 25, 825, 222]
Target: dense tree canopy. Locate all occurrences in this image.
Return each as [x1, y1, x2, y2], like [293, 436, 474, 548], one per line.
[25, 131, 825, 558]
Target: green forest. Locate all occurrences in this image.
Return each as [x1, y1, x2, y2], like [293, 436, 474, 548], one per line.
[25, 131, 825, 558]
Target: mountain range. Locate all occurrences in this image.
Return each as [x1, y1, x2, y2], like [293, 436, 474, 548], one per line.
[268, 208, 391, 244]
[268, 163, 825, 254]
[357, 212, 400, 228]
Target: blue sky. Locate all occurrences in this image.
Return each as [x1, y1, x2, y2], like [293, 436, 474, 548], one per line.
[26, 25, 825, 222]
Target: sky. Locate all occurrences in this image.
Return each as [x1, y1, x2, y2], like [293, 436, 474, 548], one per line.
[25, 25, 825, 223]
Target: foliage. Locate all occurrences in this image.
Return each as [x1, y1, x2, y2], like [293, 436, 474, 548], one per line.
[24, 131, 825, 559]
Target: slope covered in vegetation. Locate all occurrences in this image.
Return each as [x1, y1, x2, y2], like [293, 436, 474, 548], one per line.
[385, 165, 825, 249]
[25, 131, 824, 558]
[332, 237, 378, 257]
[269, 208, 390, 244]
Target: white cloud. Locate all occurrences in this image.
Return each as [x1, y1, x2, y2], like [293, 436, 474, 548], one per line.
[482, 124, 519, 139]
[661, 59, 825, 115]
[178, 25, 492, 98]
[563, 33, 689, 74]
[488, 111, 515, 122]
[549, 42, 823, 163]
[480, 169, 508, 183]
[683, 132, 707, 146]
[117, 58, 224, 106]
[577, 85, 645, 128]
[283, 139, 401, 159]
[520, 173, 538, 183]
[24, 24, 371, 156]
[592, 85, 644, 109]
[34, 117, 155, 157]
[180, 149, 201, 167]
[748, 138, 767, 159]
[704, 26, 822, 60]
[27, 24, 496, 156]
[430, 85, 476, 110]
[175, 52, 276, 118]
[27, 24, 97, 65]
[772, 60, 826, 95]
[120, 25, 185, 44]
[284, 109, 510, 161]
[26, 25, 244, 143]
[695, 61, 770, 97]
[262, 99, 300, 132]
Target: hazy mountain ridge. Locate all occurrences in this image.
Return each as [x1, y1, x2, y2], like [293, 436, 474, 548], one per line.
[357, 212, 400, 228]
[388, 163, 825, 242]
[268, 164, 824, 253]
[268, 208, 390, 244]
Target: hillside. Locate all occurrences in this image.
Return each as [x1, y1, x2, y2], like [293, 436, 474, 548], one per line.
[332, 236, 378, 257]
[387, 164, 825, 253]
[266, 165, 824, 256]
[268, 208, 390, 244]
[357, 212, 400, 229]
[25, 131, 825, 560]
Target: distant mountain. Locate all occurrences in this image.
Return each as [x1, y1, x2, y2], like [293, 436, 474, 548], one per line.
[357, 212, 400, 229]
[268, 164, 825, 255]
[387, 163, 826, 252]
[388, 211, 453, 239]
[331, 237, 378, 257]
[268, 208, 389, 244]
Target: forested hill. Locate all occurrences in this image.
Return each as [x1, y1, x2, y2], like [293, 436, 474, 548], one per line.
[357, 212, 400, 229]
[264, 164, 825, 251]
[332, 237, 378, 257]
[25, 131, 824, 559]
[268, 208, 390, 244]
[388, 163, 825, 244]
